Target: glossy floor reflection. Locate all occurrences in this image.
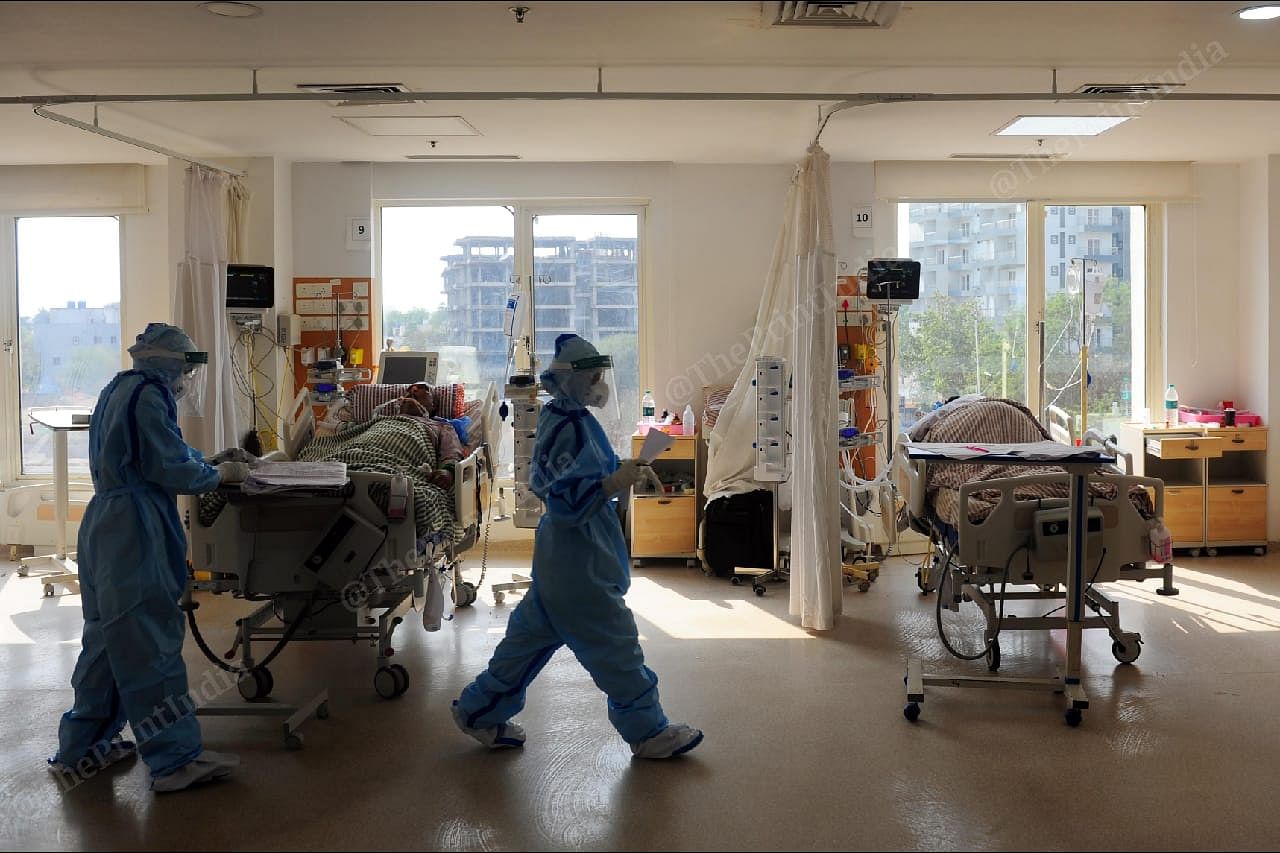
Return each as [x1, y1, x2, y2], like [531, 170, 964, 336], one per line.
[3, 550, 1279, 851]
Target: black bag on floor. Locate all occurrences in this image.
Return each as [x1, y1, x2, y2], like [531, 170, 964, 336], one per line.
[703, 489, 773, 578]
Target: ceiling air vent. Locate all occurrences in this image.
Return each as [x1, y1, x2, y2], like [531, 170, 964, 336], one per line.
[767, 1, 902, 27]
[296, 82, 412, 106]
[1074, 82, 1185, 99]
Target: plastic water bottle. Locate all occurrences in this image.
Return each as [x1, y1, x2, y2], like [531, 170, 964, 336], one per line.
[1164, 384, 1179, 427]
[683, 403, 697, 437]
[642, 390, 656, 424]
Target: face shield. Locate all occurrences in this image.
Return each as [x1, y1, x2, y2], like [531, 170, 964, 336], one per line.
[553, 353, 619, 421]
[132, 347, 208, 417]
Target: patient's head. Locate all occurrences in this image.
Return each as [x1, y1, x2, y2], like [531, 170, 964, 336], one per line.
[405, 382, 437, 416]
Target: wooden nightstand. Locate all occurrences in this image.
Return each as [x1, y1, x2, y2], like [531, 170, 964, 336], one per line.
[628, 431, 702, 566]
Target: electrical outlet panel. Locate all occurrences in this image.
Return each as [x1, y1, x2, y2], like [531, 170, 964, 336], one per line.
[299, 316, 336, 332]
[339, 315, 368, 331]
[295, 298, 335, 315]
[295, 283, 333, 298]
[353, 281, 370, 298]
[339, 299, 368, 315]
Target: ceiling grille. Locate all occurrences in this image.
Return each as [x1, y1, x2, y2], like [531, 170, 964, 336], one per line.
[768, 2, 902, 28]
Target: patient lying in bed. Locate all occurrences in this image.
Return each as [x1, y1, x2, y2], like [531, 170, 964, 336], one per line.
[910, 397, 1153, 531]
[372, 382, 465, 490]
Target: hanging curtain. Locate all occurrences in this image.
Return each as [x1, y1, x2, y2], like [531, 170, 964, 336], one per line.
[788, 146, 841, 629]
[703, 145, 841, 629]
[173, 164, 240, 454]
[226, 175, 250, 264]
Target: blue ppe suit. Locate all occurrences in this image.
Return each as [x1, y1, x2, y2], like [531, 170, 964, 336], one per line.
[53, 369, 221, 778]
[455, 398, 669, 744]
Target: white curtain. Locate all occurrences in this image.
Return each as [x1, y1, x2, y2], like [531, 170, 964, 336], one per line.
[173, 165, 242, 454]
[703, 145, 842, 629]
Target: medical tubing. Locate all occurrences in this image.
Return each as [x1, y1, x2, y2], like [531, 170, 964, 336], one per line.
[1036, 546, 1108, 619]
[184, 593, 317, 674]
[934, 543, 1025, 661]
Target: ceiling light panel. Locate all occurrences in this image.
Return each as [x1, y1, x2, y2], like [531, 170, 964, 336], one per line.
[1237, 5, 1280, 20]
[338, 116, 480, 137]
[994, 115, 1133, 137]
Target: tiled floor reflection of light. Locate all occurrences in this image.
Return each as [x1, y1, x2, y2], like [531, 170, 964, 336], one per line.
[1108, 566, 1280, 633]
[625, 576, 812, 640]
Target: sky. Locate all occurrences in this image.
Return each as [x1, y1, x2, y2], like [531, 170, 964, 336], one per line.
[380, 206, 638, 314]
[17, 216, 121, 317]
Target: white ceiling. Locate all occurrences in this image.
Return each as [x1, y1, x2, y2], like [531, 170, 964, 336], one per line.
[2, 1, 1280, 166]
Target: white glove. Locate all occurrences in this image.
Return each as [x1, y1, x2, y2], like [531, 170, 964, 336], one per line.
[209, 447, 257, 466]
[217, 461, 250, 484]
[602, 459, 662, 496]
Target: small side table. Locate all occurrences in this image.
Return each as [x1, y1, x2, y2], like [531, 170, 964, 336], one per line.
[18, 407, 92, 596]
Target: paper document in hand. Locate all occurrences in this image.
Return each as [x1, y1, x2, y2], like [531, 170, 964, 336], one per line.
[241, 461, 348, 494]
[638, 429, 676, 463]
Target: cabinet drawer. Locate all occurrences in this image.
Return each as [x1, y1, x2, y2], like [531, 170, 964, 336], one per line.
[630, 435, 696, 460]
[1218, 429, 1267, 452]
[1163, 486, 1204, 545]
[1146, 435, 1224, 460]
[631, 495, 696, 556]
[1208, 485, 1267, 543]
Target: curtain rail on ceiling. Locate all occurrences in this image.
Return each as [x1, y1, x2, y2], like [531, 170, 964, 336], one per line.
[8, 90, 1280, 106]
[33, 106, 246, 177]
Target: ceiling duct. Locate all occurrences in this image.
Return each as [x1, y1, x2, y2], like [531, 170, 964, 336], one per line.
[767, 1, 902, 27]
[1074, 82, 1186, 99]
[296, 82, 413, 107]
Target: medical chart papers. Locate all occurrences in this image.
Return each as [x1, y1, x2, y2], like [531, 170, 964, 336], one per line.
[241, 461, 349, 494]
[638, 429, 676, 463]
[905, 441, 1113, 463]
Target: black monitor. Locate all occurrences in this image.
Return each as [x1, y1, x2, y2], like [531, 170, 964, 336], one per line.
[866, 258, 921, 303]
[226, 264, 274, 309]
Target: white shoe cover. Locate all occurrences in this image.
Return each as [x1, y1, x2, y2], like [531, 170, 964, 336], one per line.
[151, 749, 241, 793]
[451, 701, 526, 749]
[631, 723, 704, 759]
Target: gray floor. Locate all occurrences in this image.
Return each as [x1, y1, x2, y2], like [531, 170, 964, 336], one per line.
[2, 548, 1279, 851]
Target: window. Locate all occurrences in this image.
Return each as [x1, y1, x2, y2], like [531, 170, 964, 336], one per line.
[1112, 233, 1123, 250]
[1068, 207, 1077, 216]
[16, 217, 121, 476]
[1051, 234, 1059, 245]
[896, 202, 1028, 429]
[1086, 208, 1100, 226]
[1068, 235, 1076, 245]
[1048, 206, 1059, 215]
[1050, 264, 1059, 277]
[380, 204, 642, 472]
[1088, 238, 1101, 256]
[959, 222, 970, 237]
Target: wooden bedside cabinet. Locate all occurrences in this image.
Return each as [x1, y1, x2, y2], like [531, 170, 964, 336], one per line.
[628, 431, 702, 566]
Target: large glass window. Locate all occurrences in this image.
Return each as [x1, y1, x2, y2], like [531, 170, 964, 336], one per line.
[1041, 205, 1146, 437]
[531, 213, 640, 453]
[895, 202, 1028, 430]
[16, 217, 121, 476]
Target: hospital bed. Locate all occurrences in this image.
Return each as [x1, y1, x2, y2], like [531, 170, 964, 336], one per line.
[893, 397, 1178, 675]
[182, 383, 495, 704]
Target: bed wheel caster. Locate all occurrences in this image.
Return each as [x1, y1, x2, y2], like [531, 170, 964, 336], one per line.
[1189, 548, 1201, 558]
[753, 584, 765, 597]
[43, 584, 55, 597]
[455, 581, 477, 608]
[1064, 708, 1083, 727]
[316, 701, 330, 720]
[494, 592, 506, 605]
[1207, 547, 1219, 557]
[730, 576, 743, 586]
[985, 640, 1001, 672]
[285, 732, 304, 750]
[1255, 547, 1267, 556]
[375, 664, 409, 699]
[904, 702, 921, 722]
[238, 666, 274, 701]
[1111, 634, 1142, 664]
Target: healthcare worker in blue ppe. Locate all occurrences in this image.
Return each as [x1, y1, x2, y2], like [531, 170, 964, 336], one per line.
[50, 323, 252, 793]
[453, 334, 703, 759]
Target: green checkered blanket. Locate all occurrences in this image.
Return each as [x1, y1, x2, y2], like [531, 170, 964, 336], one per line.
[197, 415, 464, 543]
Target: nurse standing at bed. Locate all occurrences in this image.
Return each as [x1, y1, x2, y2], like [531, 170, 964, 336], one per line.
[50, 324, 246, 793]
[452, 333, 704, 759]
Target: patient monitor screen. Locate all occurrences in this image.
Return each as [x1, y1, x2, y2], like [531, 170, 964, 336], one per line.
[380, 352, 439, 385]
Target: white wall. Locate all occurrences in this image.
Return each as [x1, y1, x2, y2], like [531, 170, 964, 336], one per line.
[292, 160, 809, 412]
[1165, 164, 1241, 410]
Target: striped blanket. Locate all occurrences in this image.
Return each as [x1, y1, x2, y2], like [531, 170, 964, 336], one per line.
[198, 415, 464, 543]
[911, 398, 1152, 527]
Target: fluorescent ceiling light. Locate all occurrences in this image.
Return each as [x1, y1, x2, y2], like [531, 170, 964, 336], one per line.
[994, 115, 1133, 137]
[1237, 4, 1280, 18]
[338, 116, 479, 137]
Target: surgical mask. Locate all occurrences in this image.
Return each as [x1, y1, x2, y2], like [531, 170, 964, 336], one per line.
[584, 379, 610, 408]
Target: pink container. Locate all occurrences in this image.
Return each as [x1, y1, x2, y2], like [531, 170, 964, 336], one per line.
[1178, 405, 1263, 427]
